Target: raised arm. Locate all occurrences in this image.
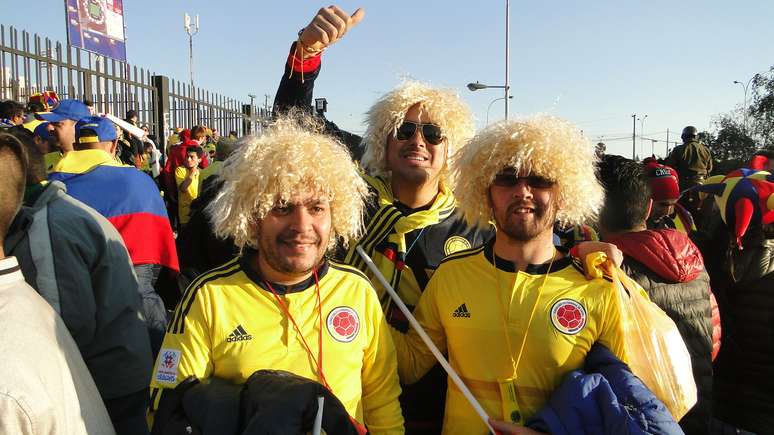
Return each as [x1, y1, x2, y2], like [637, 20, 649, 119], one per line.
[273, 6, 365, 115]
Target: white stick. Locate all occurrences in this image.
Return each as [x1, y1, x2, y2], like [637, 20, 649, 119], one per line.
[355, 246, 495, 434]
[312, 396, 324, 435]
[101, 113, 145, 139]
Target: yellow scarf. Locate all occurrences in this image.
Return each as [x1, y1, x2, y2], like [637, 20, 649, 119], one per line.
[345, 175, 456, 306]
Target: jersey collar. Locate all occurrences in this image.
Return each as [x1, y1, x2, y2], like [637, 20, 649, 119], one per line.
[483, 237, 572, 274]
[240, 250, 330, 294]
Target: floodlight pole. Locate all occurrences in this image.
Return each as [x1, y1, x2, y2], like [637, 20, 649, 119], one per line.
[505, 0, 510, 120]
[184, 13, 200, 89]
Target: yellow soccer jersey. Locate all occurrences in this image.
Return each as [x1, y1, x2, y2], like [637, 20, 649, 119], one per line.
[393, 241, 627, 435]
[174, 166, 199, 225]
[150, 255, 404, 434]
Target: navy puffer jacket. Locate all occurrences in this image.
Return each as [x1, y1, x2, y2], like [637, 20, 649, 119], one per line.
[526, 344, 684, 435]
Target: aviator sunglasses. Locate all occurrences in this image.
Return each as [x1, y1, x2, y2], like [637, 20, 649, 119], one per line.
[395, 121, 445, 145]
[492, 170, 556, 189]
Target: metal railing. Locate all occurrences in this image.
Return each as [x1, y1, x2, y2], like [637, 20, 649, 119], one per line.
[0, 24, 267, 147]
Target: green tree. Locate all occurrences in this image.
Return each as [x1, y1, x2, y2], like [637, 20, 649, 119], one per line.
[749, 66, 774, 147]
[706, 116, 756, 162]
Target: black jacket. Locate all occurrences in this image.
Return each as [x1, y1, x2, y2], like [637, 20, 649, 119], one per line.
[608, 229, 714, 435]
[151, 370, 360, 435]
[273, 43, 364, 160]
[710, 225, 774, 435]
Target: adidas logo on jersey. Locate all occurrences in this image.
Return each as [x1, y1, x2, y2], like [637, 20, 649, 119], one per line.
[226, 325, 252, 342]
[452, 303, 471, 318]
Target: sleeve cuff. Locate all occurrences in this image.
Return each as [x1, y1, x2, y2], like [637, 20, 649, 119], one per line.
[287, 42, 321, 73]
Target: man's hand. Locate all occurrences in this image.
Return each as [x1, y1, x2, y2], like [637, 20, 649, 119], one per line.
[576, 241, 623, 267]
[299, 6, 365, 55]
[489, 419, 547, 435]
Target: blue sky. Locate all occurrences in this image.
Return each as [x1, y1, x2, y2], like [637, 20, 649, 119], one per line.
[5, 0, 773, 158]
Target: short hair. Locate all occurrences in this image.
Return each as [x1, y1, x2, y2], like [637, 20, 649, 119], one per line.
[215, 137, 238, 161]
[597, 154, 652, 233]
[186, 145, 204, 158]
[0, 133, 28, 241]
[190, 125, 207, 141]
[454, 115, 604, 229]
[360, 81, 474, 188]
[5, 126, 45, 184]
[27, 101, 45, 113]
[0, 100, 25, 120]
[206, 113, 368, 251]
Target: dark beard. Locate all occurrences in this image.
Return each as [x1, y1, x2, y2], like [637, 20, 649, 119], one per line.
[498, 201, 555, 241]
[258, 230, 325, 277]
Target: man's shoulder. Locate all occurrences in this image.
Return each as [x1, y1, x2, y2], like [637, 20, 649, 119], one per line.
[561, 255, 615, 287]
[41, 186, 118, 234]
[167, 258, 245, 334]
[435, 245, 486, 276]
[328, 260, 372, 285]
[185, 258, 245, 294]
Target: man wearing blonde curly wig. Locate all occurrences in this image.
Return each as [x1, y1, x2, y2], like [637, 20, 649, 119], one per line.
[393, 116, 629, 435]
[273, 6, 493, 433]
[147, 116, 404, 434]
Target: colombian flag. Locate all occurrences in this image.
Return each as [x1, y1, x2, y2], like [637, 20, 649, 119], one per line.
[50, 149, 179, 271]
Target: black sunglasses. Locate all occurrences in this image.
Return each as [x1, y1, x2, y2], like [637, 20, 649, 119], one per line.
[395, 121, 445, 145]
[492, 171, 555, 189]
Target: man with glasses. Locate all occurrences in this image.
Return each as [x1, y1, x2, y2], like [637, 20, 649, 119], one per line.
[273, 7, 492, 433]
[393, 116, 628, 434]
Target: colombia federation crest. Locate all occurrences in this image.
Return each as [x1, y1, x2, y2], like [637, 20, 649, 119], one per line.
[550, 299, 587, 335]
[326, 306, 360, 342]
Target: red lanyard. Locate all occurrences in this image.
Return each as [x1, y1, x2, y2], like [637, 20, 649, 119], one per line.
[264, 269, 331, 391]
[265, 269, 369, 435]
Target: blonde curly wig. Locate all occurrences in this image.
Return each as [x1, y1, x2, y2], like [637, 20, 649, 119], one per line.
[206, 114, 369, 251]
[453, 115, 604, 229]
[360, 80, 474, 187]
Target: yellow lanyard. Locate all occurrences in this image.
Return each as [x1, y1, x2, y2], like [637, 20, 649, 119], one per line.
[492, 248, 556, 378]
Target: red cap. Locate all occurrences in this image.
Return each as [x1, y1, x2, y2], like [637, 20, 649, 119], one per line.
[644, 161, 680, 201]
[749, 155, 769, 171]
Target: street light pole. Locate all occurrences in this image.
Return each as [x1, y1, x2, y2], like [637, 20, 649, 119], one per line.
[631, 114, 637, 159]
[505, 0, 509, 120]
[184, 13, 200, 88]
[487, 96, 513, 125]
[733, 77, 754, 134]
[639, 114, 648, 157]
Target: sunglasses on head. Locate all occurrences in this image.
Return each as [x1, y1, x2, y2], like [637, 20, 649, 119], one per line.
[395, 121, 445, 145]
[492, 170, 555, 189]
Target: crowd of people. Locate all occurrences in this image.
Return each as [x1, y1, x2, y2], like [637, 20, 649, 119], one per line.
[1, 5, 773, 435]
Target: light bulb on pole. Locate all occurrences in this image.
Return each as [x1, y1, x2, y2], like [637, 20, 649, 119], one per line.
[467, 81, 511, 123]
[184, 13, 200, 88]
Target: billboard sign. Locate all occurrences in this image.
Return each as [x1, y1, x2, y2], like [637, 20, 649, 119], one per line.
[65, 0, 127, 62]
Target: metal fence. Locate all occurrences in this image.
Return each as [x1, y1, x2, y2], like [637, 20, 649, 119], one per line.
[0, 24, 266, 148]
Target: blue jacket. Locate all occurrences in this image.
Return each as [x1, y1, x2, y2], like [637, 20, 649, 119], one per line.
[526, 344, 684, 435]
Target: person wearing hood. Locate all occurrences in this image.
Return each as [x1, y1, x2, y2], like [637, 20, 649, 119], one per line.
[596, 154, 719, 435]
